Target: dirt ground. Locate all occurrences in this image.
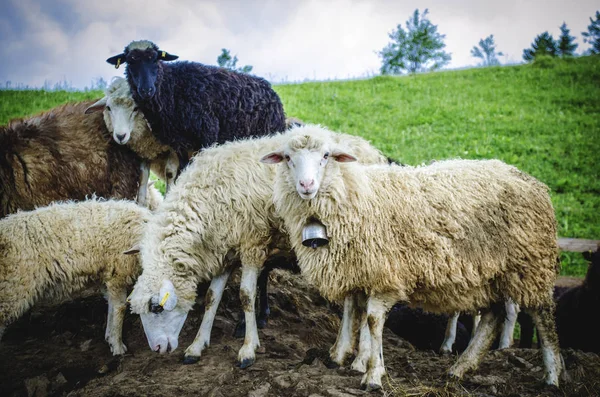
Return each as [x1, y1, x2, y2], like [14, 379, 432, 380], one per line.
[1, 270, 599, 397]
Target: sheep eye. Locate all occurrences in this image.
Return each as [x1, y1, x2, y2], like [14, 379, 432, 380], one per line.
[324, 152, 330, 159]
[106, 106, 111, 112]
[133, 107, 139, 112]
[149, 302, 164, 314]
[285, 155, 291, 162]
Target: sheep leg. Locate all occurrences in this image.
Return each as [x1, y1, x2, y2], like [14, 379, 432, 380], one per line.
[330, 295, 358, 366]
[105, 286, 128, 355]
[440, 312, 460, 354]
[137, 161, 150, 206]
[471, 312, 481, 338]
[360, 294, 394, 391]
[237, 266, 260, 369]
[350, 293, 371, 373]
[448, 308, 501, 379]
[256, 266, 271, 329]
[184, 269, 231, 364]
[526, 306, 564, 386]
[498, 300, 520, 349]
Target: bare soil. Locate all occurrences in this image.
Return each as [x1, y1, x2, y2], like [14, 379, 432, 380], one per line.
[1, 270, 599, 397]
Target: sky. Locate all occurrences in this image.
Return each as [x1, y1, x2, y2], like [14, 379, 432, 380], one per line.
[0, 0, 598, 89]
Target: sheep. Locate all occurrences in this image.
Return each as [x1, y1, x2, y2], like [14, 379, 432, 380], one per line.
[0, 199, 151, 354]
[0, 100, 144, 218]
[106, 40, 287, 172]
[126, 125, 388, 369]
[261, 129, 562, 390]
[84, 77, 181, 206]
[554, 249, 600, 353]
[84, 78, 297, 333]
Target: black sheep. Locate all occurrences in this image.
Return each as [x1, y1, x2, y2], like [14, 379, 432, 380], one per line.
[554, 249, 600, 353]
[106, 40, 286, 170]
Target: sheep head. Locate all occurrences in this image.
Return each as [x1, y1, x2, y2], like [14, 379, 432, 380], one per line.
[85, 78, 147, 145]
[128, 278, 188, 354]
[261, 128, 357, 199]
[107, 40, 178, 100]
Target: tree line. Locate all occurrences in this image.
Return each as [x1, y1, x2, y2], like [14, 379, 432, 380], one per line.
[379, 9, 600, 75]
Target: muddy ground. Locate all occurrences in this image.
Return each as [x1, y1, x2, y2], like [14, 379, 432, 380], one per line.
[1, 270, 599, 397]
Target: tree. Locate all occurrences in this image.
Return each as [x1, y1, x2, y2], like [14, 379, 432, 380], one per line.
[582, 11, 600, 55]
[557, 22, 578, 57]
[523, 32, 558, 62]
[217, 48, 253, 73]
[471, 35, 503, 66]
[379, 9, 451, 74]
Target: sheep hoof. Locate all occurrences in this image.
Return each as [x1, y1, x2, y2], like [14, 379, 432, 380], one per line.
[439, 349, 452, 355]
[360, 382, 381, 392]
[257, 317, 268, 329]
[238, 357, 255, 369]
[183, 355, 200, 365]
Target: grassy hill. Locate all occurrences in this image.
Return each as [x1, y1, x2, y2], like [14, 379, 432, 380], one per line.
[1, 56, 599, 275]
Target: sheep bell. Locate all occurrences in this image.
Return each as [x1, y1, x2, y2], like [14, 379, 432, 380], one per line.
[302, 220, 329, 249]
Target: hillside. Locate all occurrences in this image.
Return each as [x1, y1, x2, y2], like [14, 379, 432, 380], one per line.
[1, 56, 599, 274]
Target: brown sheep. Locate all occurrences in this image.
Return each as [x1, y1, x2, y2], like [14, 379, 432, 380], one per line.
[0, 100, 143, 217]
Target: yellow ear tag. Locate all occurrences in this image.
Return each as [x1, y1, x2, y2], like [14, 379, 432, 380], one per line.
[115, 58, 121, 69]
[159, 292, 170, 307]
[162, 51, 166, 58]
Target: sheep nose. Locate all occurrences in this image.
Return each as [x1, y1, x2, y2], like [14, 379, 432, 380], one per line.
[299, 179, 315, 189]
[115, 133, 127, 143]
[139, 87, 155, 99]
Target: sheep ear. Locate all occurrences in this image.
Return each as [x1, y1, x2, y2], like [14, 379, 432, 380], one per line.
[260, 151, 285, 164]
[123, 244, 140, 255]
[158, 50, 179, 61]
[159, 280, 178, 311]
[107, 53, 125, 67]
[332, 151, 357, 163]
[84, 97, 107, 114]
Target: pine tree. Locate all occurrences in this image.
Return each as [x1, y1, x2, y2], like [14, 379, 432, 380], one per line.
[557, 22, 578, 57]
[379, 9, 451, 74]
[523, 32, 558, 62]
[582, 11, 600, 55]
[471, 35, 504, 66]
[217, 49, 253, 73]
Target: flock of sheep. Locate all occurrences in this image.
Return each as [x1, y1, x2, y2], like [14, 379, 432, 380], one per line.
[0, 39, 596, 392]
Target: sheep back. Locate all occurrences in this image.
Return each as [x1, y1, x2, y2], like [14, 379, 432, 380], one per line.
[129, 62, 286, 154]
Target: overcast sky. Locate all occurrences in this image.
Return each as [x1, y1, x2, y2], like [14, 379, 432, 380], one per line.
[0, 0, 597, 89]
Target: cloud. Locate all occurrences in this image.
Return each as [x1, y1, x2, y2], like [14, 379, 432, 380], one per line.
[0, 0, 598, 89]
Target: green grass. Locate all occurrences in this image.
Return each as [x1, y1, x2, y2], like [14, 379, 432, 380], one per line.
[1, 56, 599, 275]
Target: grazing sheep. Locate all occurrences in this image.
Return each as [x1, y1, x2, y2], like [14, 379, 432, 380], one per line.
[106, 40, 286, 172]
[84, 77, 180, 206]
[554, 249, 599, 353]
[0, 101, 143, 218]
[262, 129, 562, 390]
[0, 199, 151, 354]
[126, 125, 388, 369]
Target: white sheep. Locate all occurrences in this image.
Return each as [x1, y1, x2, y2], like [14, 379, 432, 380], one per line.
[261, 129, 562, 390]
[85, 77, 180, 206]
[126, 125, 388, 368]
[0, 199, 151, 354]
